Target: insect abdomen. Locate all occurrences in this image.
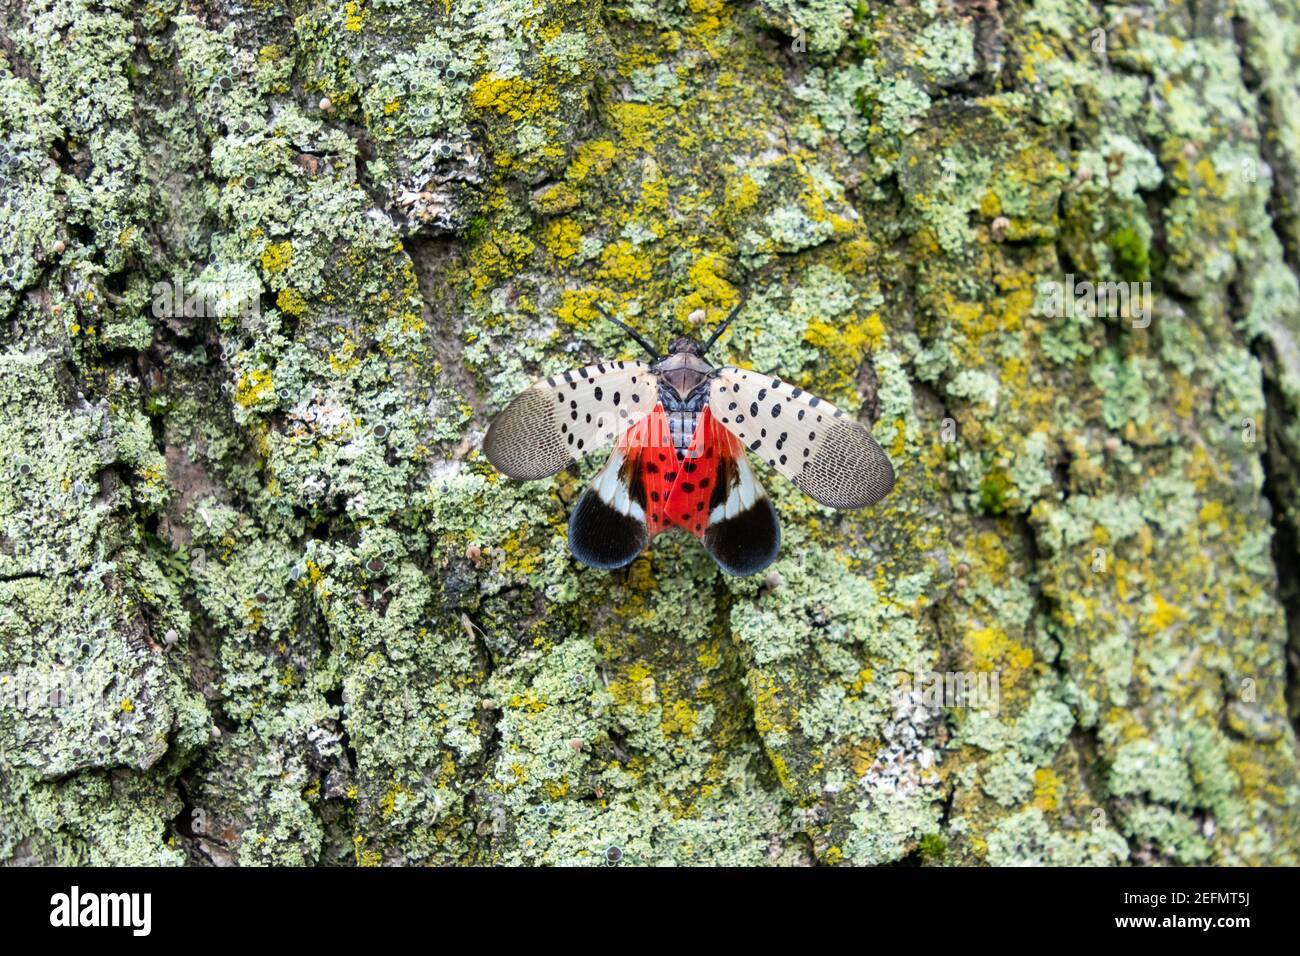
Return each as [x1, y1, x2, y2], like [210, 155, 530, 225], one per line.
[660, 384, 708, 460]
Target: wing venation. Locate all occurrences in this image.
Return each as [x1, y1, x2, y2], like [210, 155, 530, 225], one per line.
[485, 360, 655, 480]
[708, 367, 894, 509]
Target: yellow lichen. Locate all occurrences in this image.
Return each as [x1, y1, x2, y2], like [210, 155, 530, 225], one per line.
[566, 140, 616, 184]
[471, 74, 559, 123]
[260, 240, 293, 276]
[276, 288, 307, 315]
[597, 240, 653, 284]
[541, 218, 582, 261]
[1032, 768, 1061, 811]
[233, 369, 274, 408]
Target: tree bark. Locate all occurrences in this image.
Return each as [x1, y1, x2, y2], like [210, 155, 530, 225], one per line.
[1, 0, 1298, 865]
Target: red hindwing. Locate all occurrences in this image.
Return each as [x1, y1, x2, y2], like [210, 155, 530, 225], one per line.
[620, 406, 738, 539]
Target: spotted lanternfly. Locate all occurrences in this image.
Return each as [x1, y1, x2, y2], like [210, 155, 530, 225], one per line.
[483, 300, 896, 576]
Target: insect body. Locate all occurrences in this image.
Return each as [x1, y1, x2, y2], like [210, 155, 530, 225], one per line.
[483, 305, 896, 576]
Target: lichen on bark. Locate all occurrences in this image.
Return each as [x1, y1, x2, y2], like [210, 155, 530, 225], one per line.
[1, 0, 1298, 865]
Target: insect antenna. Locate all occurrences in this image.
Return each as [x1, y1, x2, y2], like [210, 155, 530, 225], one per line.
[596, 305, 662, 361]
[700, 287, 751, 356]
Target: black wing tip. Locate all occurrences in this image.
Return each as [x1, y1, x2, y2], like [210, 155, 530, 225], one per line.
[568, 489, 649, 570]
[704, 498, 781, 576]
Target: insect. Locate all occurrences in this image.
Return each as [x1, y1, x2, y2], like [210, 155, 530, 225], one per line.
[483, 299, 896, 576]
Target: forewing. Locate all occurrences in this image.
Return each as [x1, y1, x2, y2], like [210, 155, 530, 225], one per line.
[484, 360, 656, 480]
[709, 366, 895, 509]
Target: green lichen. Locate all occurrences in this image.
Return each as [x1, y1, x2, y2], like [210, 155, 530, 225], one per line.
[0, 0, 1298, 867]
